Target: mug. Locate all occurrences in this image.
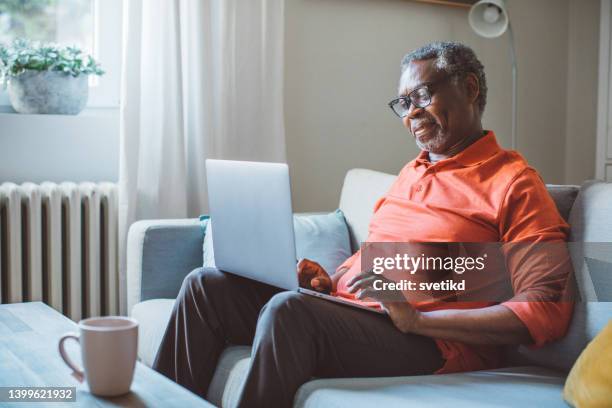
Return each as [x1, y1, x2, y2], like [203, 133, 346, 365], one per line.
[58, 316, 139, 397]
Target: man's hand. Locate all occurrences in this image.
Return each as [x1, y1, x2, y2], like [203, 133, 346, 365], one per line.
[297, 259, 333, 294]
[346, 271, 422, 334]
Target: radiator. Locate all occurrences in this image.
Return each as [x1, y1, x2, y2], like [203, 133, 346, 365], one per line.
[0, 182, 119, 321]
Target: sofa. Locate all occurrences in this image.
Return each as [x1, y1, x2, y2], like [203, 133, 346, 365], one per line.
[127, 168, 612, 407]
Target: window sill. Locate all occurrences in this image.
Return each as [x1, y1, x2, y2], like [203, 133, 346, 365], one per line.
[0, 105, 119, 118]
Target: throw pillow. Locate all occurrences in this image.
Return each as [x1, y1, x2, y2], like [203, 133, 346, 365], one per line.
[200, 210, 352, 275]
[563, 320, 612, 407]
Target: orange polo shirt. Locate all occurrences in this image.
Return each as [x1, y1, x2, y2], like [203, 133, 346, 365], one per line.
[334, 131, 574, 374]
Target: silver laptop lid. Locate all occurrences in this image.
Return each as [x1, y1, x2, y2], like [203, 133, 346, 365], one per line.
[205, 159, 300, 290]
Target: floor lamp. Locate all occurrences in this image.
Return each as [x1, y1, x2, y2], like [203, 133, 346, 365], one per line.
[469, 0, 517, 150]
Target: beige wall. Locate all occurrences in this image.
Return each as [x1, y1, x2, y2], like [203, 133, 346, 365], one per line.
[565, 0, 600, 185]
[285, 0, 599, 211]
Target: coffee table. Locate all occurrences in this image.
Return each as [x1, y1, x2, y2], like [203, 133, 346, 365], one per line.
[0, 302, 214, 407]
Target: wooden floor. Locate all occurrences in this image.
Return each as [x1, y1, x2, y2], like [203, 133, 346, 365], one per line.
[0, 302, 214, 407]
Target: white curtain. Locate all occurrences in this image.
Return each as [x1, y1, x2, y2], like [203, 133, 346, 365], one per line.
[118, 0, 286, 314]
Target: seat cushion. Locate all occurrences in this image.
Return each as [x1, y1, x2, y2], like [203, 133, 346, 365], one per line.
[131, 298, 175, 367]
[294, 366, 566, 408]
[207, 350, 566, 408]
[207, 346, 251, 408]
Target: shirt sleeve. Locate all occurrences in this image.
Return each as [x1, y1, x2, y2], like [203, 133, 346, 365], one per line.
[498, 168, 575, 347]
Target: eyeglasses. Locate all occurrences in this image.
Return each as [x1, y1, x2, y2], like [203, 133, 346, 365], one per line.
[388, 75, 454, 118]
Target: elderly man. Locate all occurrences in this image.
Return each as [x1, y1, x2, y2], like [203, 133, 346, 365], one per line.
[153, 42, 573, 407]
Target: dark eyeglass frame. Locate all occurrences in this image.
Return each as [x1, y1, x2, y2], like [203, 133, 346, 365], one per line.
[388, 74, 456, 118]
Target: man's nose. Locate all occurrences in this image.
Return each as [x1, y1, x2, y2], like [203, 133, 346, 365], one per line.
[406, 102, 423, 119]
[403, 103, 423, 128]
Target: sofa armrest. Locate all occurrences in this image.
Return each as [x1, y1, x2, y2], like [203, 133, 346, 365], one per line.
[127, 218, 203, 314]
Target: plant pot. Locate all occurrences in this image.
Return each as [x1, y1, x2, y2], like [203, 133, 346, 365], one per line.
[7, 70, 89, 115]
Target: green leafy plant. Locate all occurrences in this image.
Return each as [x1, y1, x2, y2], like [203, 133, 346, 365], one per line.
[0, 38, 104, 87]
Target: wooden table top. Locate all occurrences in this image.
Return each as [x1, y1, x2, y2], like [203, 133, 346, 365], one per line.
[0, 302, 214, 407]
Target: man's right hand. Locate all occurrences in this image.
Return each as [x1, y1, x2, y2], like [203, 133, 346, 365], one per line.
[297, 259, 333, 294]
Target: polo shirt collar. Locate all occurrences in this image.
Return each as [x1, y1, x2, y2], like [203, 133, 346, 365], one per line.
[414, 130, 501, 167]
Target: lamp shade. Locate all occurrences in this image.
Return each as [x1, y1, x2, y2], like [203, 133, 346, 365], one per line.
[469, 0, 509, 38]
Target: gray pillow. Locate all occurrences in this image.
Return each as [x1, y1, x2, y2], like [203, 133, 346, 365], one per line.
[200, 210, 352, 275]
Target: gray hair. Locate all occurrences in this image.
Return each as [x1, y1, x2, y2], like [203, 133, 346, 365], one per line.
[400, 41, 487, 114]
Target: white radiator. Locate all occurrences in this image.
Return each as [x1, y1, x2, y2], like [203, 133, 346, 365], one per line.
[0, 182, 119, 321]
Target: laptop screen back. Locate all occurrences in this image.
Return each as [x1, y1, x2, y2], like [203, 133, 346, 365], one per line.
[205, 159, 300, 290]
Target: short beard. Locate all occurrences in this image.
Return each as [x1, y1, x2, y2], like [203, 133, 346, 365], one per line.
[414, 129, 447, 153]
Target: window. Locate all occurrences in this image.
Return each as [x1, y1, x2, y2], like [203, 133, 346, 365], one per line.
[0, 0, 122, 109]
[0, 0, 94, 50]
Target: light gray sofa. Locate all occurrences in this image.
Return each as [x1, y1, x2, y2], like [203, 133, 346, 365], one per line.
[127, 168, 612, 408]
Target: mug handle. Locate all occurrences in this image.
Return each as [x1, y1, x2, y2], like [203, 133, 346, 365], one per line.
[58, 333, 85, 383]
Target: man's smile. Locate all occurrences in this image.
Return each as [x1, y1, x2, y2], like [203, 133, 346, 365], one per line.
[412, 121, 437, 138]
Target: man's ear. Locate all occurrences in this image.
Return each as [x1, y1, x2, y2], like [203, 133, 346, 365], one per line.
[464, 73, 480, 105]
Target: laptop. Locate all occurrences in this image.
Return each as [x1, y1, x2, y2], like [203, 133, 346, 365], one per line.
[205, 159, 385, 315]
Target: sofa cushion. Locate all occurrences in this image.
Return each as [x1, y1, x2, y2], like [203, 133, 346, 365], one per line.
[568, 180, 612, 243]
[545, 184, 579, 222]
[205, 351, 566, 408]
[338, 169, 395, 252]
[294, 366, 566, 408]
[131, 298, 175, 367]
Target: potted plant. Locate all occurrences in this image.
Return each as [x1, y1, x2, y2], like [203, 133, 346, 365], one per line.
[0, 39, 104, 115]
